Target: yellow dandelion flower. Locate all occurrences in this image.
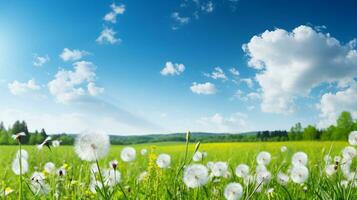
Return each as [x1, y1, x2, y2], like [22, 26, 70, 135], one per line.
[5, 187, 14, 196]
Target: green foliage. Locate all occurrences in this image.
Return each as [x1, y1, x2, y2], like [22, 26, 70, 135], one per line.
[303, 125, 318, 140]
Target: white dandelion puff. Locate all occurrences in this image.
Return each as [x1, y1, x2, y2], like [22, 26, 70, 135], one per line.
[324, 155, 331, 164]
[290, 165, 309, 184]
[207, 161, 214, 170]
[44, 162, 56, 174]
[224, 182, 243, 200]
[325, 164, 336, 176]
[12, 132, 26, 141]
[292, 152, 308, 166]
[235, 164, 250, 178]
[109, 160, 119, 169]
[103, 169, 121, 187]
[256, 170, 271, 184]
[277, 172, 289, 185]
[90, 163, 99, 174]
[255, 164, 267, 174]
[211, 162, 230, 178]
[348, 131, 357, 146]
[141, 148, 148, 156]
[156, 154, 171, 168]
[138, 171, 148, 182]
[192, 151, 203, 162]
[16, 149, 29, 160]
[281, 146, 287, 152]
[342, 146, 356, 160]
[183, 164, 209, 188]
[89, 180, 103, 194]
[74, 131, 110, 161]
[30, 172, 50, 195]
[334, 156, 341, 163]
[202, 151, 208, 158]
[257, 151, 271, 165]
[12, 158, 28, 175]
[121, 147, 136, 162]
[52, 140, 61, 147]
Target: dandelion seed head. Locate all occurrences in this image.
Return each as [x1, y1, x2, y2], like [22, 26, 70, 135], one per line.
[44, 162, 56, 174]
[324, 155, 331, 164]
[12, 158, 28, 175]
[16, 149, 28, 160]
[183, 164, 209, 188]
[281, 146, 287, 152]
[211, 162, 229, 178]
[192, 151, 203, 162]
[235, 164, 250, 178]
[257, 151, 271, 165]
[342, 146, 356, 160]
[292, 152, 308, 166]
[121, 147, 136, 162]
[325, 164, 336, 176]
[290, 165, 309, 184]
[277, 172, 289, 185]
[256, 170, 271, 184]
[74, 130, 110, 161]
[348, 131, 357, 146]
[141, 148, 148, 156]
[89, 180, 103, 194]
[156, 153, 171, 168]
[109, 160, 118, 169]
[103, 169, 121, 187]
[224, 182, 243, 200]
[52, 140, 61, 147]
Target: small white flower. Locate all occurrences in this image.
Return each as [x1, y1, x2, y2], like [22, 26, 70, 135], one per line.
[290, 165, 309, 184]
[141, 148, 148, 156]
[211, 162, 229, 178]
[16, 149, 29, 160]
[224, 182, 243, 200]
[44, 162, 56, 174]
[52, 140, 61, 147]
[292, 152, 308, 166]
[121, 147, 136, 162]
[277, 172, 289, 185]
[281, 146, 287, 152]
[138, 171, 148, 182]
[89, 180, 103, 194]
[156, 154, 171, 168]
[12, 158, 28, 175]
[256, 170, 271, 184]
[192, 151, 203, 162]
[183, 164, 209, 188]
[257, 151, 271, 165]
[324, 155, 331, 164]
[74, 131, 110, 161]
[348, 131, 357, 146]
[325, 164, 336, 176]
[342, 146, 356, 160]
[255, 164, 267, 174]
[30, 172, 50, 195]
[103, 169, 121, 187]
[235, 164, 250, 178]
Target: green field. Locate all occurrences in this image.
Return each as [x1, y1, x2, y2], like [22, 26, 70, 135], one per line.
[1, 141, 356, 199]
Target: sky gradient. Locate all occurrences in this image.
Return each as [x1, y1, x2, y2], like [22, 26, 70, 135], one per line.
[1, 0, 357, 134]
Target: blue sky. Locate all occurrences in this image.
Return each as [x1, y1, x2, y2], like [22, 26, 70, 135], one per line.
[1, 0, 357, 134]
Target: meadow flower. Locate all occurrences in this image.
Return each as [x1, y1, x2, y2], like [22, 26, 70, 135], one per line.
[12, 158, 28, 175]
[4, 187, 14, 196]
[90, 163, 99, 174]
[348, 131, 357, 146]
[340, 180, 349, 188]
[74, 131, 110, 161]
[109, 160, 118, 170]
[156, 154, 171, 168]
[292, 152, 308, 166]
[266, 188, 274, 196]
[141, 148, 148, 156]
[192, 151, 203, 162]
[290, 165, 309, 184]
[277, 172, 289, 185]
[211, 162, 229, 178]
[37, 137, 52, 150]
[138, 171, 148, 182]
[43, 162, 56, 174]
[52, 140, 61, 147]
[257, 151, 271, 165]
[342, 146, 356, 160]
[16, 149, 29, 160]
[121, 147, 136, 162]
[281, 146, 287, 152]
[103, 169, 121, 187]
[256, 170, 271, 184]
[207, 161, 214, 170]
[325, 164, 336, 176]
[235, 164, 250, 178]
[334, 156, 341, 164]
[255, 164, 267, 173]
[12, 132, 26, 141]
[224, 182, 243, 200]
[183, 164, 209, 188]
[30, 172, 50, 195]
[323, 155, 331, 164]
[89, 180, 103, 194]
[57, 167, 66, 177]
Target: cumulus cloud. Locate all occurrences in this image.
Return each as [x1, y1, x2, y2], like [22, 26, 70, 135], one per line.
[229, 68, 240, 76]
[60, 48, 89, 62]
[8, 79, 41, 95]
[205, 67, 228, 80]
[171, 12, 190, 30]
[317, 82, 357, 128]
[48, 61, 103, 103]
[96, 28, 120, 44]
[33, 55, 50, 67]
[243, 25, 357, 114]
[190, 82, 216, 95]
[197, 112, 249, 132]
[160, 62, 185, 76]
[201, 1, 214, 13]
[241, 78, 254, 88]
[104, 3, 125, 23]
[233, 90, 260, 101]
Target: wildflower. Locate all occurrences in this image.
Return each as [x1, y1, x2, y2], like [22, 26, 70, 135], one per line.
[266, 188, 274, 197]
[90, 163, 99, 174]
[192, 151, 203, 162]
[109, 160, 118, 170]
[325, 164, 336, 176]
[16, 149, 29, 160]
[323, 155, 331, 164]
[121, 147, 136, 162]
[257, 151, 271, 165]
[12, 132, 26, 141]
[224, 182, 243, 200]
[44, 162, 56, 174]
[141, 148, 148, 156]
[37, 137, 52, 150]
[4, 187, 14, 196]
[74, 131, 110, 161]
[30, 172, 50, 195]
[348, 131, 357, 146]
[340, 180, 349, 188]
[207, 161, 214, 170]
[12, 158, 28, 175]
[342, 146, 356, 160]
[290, 165, 309, 184]
[292, 152, 308, 166]
[138, 171, 148, 182]
[256, 170, 271, 184]
[57, 168, 66, 177]
[255, 164, 267, 173]
[277, 172, 289, 185]
[211, 162, 229, 178]
[235, 164, 250, 178]
[281, 146, 287, 152]
[334, 156, 341, 164]
[183, 164, 209, 188]
[52, 140, 61, 147]
[89, 180, 103, 194]
[103, 169, 121, 187]
[156, 154, 171, 168]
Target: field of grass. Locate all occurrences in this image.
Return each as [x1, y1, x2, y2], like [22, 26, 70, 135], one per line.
[0, 140, 356, 199]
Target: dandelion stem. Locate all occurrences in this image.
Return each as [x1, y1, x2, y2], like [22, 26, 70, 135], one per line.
[95, 159, 109, 199]
[18, 141, 23, 200]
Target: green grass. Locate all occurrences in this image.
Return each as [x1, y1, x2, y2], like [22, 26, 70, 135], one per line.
[0, 141, 356, 199]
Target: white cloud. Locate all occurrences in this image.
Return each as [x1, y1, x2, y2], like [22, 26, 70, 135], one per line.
[317, 82, 357, 128]
[171, 12, 190, 29]
[197, 112, 249, 132]
[205, 67, 228, 80]
[48, 61, 102, 103]
[190, 82, 216, 95]
[33, 55, 50, 67]
[96, 28, 120, 44]
[8, 79, 41, 95]
[241, 78, 254, 88]
[60, 48, 89, 62]
[243, 25, 357, 114]
[247, 92, 260, 100]
[160, 62, 185, 76]
[229, 68, 240, 76]
[233, 90, 260, 101]
[201, 1, 214, 13]
[104, 3, 125, 23]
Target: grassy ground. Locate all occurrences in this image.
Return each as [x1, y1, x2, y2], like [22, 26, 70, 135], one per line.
[0, 141, 356, 199]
